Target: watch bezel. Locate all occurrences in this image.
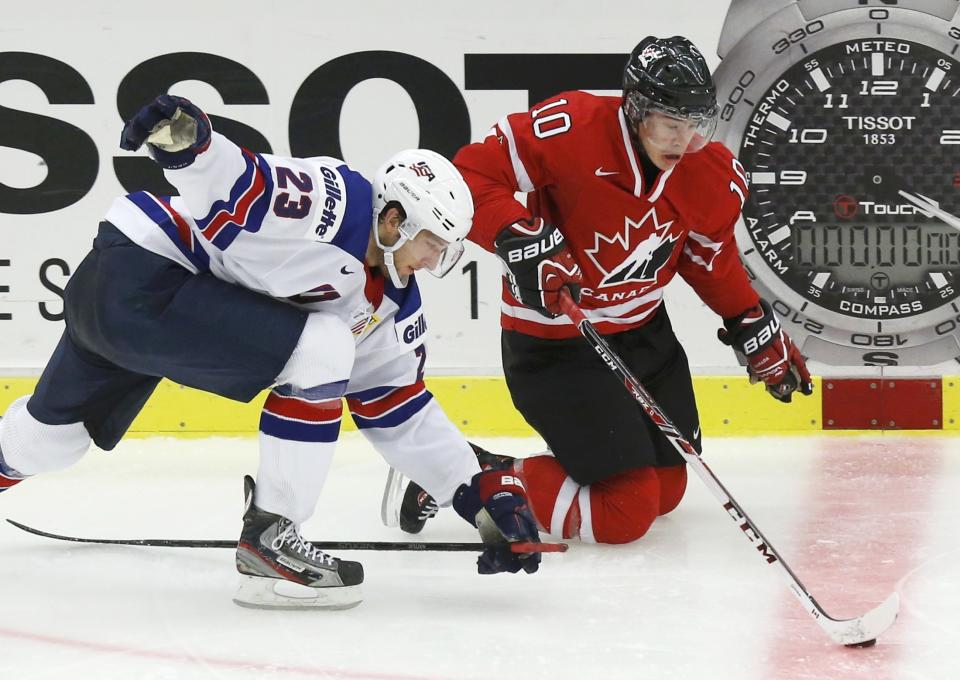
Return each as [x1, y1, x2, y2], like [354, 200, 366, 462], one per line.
[714, 6, 960, 346]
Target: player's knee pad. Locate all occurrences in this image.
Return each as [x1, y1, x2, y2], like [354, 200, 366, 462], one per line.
[276, 312, 355, 390]
[0, 396, 90, 475]
[655, 464, 688, 516]
[586, 468, 661, 544]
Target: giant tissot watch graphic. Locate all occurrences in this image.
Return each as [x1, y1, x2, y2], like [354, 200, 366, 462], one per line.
[714, 0, 960, 365]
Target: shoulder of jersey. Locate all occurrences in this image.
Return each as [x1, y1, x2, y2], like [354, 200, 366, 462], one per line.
[538, 90, 621, 129]
[673, 142, 741, 198]
[521, 91, 623, 167]
[664, 142, 744, 225]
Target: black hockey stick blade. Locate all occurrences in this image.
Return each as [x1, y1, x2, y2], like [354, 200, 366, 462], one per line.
[6, 519, 565, 554]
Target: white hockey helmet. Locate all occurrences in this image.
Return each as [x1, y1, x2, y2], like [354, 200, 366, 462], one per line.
[372, 148, 474, 287]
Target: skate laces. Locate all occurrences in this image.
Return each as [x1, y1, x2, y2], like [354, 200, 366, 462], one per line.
[419, 494, 439, 520]
[272, 523, 335, 566]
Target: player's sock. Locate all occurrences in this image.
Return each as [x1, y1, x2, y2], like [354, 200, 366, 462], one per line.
[514, 455, 580, 538]
[254, 388, 342, 524]
[518, 457, 664, 544]
[587, 468, 661, 544]
[654, 464, 688, 515]
[0, 396, 89, 480]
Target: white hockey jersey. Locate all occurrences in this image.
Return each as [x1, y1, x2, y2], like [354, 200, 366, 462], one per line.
[105, 132, 427, 393]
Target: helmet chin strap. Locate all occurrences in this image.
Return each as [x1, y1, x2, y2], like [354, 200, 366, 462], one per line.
[382, 249, 409, 288]
[374, 217, 410, 288]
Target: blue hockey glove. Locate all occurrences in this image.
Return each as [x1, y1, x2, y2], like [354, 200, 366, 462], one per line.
[453, 467, 541, 574]
[120, 94, 211, 169]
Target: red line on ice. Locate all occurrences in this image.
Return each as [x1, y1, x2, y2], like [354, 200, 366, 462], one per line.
[763, 437, 943, 678]
[0, 624, 456, 680]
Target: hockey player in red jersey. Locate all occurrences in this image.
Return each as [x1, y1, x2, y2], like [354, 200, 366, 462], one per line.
[402, 36, 813, 544]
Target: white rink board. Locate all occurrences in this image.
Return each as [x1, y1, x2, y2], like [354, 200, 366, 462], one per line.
[0, 0, 741, 374]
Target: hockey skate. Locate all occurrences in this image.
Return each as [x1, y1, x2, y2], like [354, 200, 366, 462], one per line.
[399, 443, 515, 534]
[234, 475, 363, 610]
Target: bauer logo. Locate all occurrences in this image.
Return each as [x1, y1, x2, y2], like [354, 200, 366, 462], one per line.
[507, 229, 564, 263]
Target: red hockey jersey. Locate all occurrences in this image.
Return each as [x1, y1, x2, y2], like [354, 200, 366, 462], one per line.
[454, 91, 760, 339]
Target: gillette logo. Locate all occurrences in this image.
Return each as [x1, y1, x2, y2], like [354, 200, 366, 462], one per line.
[315, 166, 344, 238]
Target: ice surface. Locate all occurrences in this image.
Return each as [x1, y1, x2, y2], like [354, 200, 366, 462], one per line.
[1, 433, 956, 680]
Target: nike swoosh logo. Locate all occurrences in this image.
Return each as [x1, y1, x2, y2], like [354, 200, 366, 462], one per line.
[340, 266, 354, 275]
[693, 425, 701, 439]
[897, 190, 960, 232]
[595, 167, 619, 177]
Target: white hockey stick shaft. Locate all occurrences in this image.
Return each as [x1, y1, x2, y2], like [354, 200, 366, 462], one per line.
[558, 291, 898, 645]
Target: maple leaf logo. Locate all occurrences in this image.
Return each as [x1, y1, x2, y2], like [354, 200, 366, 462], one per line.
[585, 207, 679, 288]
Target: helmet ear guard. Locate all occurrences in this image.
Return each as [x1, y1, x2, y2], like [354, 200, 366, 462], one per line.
[372, 149, 474, 287]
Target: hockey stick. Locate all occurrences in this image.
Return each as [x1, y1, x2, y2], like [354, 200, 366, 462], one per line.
[6, 519, 566, 553]
[558, 290, 898, 647]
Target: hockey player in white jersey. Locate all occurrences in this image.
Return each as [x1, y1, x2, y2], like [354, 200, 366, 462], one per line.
[0, 95, 542, 609]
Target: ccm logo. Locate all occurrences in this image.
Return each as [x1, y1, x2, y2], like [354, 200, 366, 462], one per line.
[507, 229, 564, 263]
[742, 318, 780, 354]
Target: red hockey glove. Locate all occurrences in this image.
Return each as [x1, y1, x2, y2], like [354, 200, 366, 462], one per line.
[718, 299, 814, 403]
[452, 466, 541, 574]
[494, 218, 583, 318]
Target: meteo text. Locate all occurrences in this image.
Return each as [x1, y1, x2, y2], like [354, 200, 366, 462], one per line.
[845, 41, 911, 55]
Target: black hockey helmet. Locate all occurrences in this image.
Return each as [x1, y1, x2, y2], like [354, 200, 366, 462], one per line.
[622, 36, 718, 152]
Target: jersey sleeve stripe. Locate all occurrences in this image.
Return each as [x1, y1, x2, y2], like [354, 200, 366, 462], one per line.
[683, 230, 725, 271]
[196, 150, 274, 247]
[126, 192, 210, 272]
[500, 293, 664, 338]
[497, 116, 534, 193]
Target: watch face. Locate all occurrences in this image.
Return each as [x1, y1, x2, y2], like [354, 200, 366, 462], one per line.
[738, 38, 960, 322]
